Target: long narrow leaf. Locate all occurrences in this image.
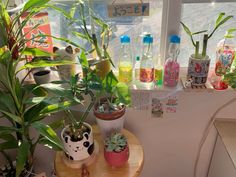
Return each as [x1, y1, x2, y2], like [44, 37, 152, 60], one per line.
[180, 22, 192, 36]
[0, 110, 22, 124]
[16, 141, 30, 177]
[23, 0, 49, 11]
[21, 47, 53, 57]
[192, 30, 208, 35]
[0, 140, 18, 150]
[38, 138, 63, 151]
[32, 122, 63, 150]
[215, 12, 225, 27]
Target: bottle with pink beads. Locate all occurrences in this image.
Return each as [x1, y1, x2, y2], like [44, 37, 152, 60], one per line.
[164, 35, 180, 87]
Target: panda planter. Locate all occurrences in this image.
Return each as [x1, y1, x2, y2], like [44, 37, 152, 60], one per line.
[61, 123, 94, 161]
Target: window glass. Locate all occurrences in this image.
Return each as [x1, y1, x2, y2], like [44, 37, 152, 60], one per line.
[48, 0, 163, 67]
[179, 2, 236, 67]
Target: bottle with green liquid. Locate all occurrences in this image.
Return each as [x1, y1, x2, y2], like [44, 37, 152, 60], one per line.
[155, 55, 163, 87]
[119, 35, 132, 83]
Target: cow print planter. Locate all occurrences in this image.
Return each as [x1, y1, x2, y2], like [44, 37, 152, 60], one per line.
[61, 123, 94, 161]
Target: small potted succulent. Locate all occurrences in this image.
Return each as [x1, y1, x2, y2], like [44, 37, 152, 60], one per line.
[181, 12, 233, 85]
[104, 132, 129, 167]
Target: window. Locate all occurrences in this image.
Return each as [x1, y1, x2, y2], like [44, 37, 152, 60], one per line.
[179, 1, 236, 67]
[47, 0, 163, 67]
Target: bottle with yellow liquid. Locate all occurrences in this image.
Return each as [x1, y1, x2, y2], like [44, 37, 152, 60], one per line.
[154, 55, 163, 87]
[119, 35, 133, 83]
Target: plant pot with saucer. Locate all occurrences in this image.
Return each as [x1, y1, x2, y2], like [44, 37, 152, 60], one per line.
[181, 12, 234, 86]
[104, 132, 129, 167]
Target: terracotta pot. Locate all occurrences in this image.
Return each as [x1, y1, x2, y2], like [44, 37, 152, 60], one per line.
[187, 54, 211, 86]
[104, 145, 129, 167]
[61, 123, 94, 161]
[94, 99, 126, 138]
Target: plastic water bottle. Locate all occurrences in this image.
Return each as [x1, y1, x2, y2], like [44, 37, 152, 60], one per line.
[134, 56, 140, 81]
[119, 35, 133, 83]
[163, 35, 180, 87]
[140, 35, 154, 89]
[215, 34, 236, 76]
[154, 55, 163, 87]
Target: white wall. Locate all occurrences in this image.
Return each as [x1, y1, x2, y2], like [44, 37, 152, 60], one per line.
[124, 89, 236, 177]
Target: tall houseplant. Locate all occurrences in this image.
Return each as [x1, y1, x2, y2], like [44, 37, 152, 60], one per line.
[0, 0, 84, 176]
[181, 12, 233, 85]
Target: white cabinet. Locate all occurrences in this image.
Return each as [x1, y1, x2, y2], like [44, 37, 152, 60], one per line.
[208, 119, 236, 177]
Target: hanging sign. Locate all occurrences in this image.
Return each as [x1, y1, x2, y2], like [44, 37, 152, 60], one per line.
[21, 12, 53, 53]
[108, 2, 149, 17]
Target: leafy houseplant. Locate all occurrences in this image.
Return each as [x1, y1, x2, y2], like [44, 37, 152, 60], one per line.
[181, 12, 234, 85]
[93, 69, 131, 138]
[104, 132, 129, 167]
[0, 0, 85, 176]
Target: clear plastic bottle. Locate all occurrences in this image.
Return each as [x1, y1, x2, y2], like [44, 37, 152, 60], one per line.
[119, 35, 133, 83]
[134, 56, 140, 81]
[163, 35, 180, 87]
[140, 35, 154, 89]
[215, 34, 236, 76]
[154, 55, 163, 87]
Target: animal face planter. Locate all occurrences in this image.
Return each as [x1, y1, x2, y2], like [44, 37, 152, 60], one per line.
[61, 123, 94, 161]
[53, 46, 79, 80]
[187, 55, 211, 86]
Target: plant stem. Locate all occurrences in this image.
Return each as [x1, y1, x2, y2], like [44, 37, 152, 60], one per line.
[202, 34, 208, 58]
[195, 41, 199, 58]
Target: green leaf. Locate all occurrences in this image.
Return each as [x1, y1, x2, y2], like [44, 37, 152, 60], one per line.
[39, 101, 77, 116]
[19, 60, 76, 72]
[102, 70, 118, 94]
[25, 97, 46, 105]
[92, 15, 108, 28]
[21, 47, 53, 57]
[48, 118, 65, 130]
[16, 141, 30, 177]
[73, 31, 90, 41]
[38, 138, 62, 151]
[0, 140, 18, 150]
[79, 51, 89, 68]
[23, 0, 49, 11]
[215, 12, 225, 27]
[115, 82, 131, 105]
[0, 126, 19, 134]
[216, 15, 233, 29]
[180, 22, 192, 36]
[45, 4, 71, 19]
[191, 30, 208, 35]
[32, 122, 63, 150]
[0, 133, 16, 142]
[0, 110, 22, 124]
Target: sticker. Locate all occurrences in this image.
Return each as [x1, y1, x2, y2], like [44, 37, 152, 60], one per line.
[151, 98, 163, 118]
[165, 96, 178, 113]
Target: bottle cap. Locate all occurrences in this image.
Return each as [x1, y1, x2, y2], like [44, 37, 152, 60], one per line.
[169, 35, 180, 43]
[120, 35, 130, 43]
[143, 35, 153, 43]
[136, 56, 140, 61]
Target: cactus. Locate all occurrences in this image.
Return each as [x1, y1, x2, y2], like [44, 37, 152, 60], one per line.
[105, 133, 128, 152]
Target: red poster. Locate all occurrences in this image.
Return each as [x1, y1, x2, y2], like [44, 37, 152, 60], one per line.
[21, 12, 53, 53]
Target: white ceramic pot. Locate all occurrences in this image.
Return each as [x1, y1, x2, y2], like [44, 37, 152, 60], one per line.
[96, 115, 125, 139]
[61, 123, 94, 161]
[33, 70, 51, 85]
[187, 55, 211, 85]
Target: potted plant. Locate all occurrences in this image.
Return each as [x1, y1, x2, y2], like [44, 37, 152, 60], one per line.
[59, 73, 97, 162]
[0, 0, 84, 176]
[104, 132, 129, 167]
[93, 70, 131, 138]
[52, 0, 114, 79]
[181, 12, 233, 85]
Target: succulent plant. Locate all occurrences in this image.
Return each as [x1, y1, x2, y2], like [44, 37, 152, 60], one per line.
[105, 132, 128, 152]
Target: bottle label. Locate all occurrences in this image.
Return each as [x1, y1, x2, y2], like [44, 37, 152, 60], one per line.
[164, 61, 179, 87]
[140, 68, 154, 82]
[215, 50, 234, 76]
